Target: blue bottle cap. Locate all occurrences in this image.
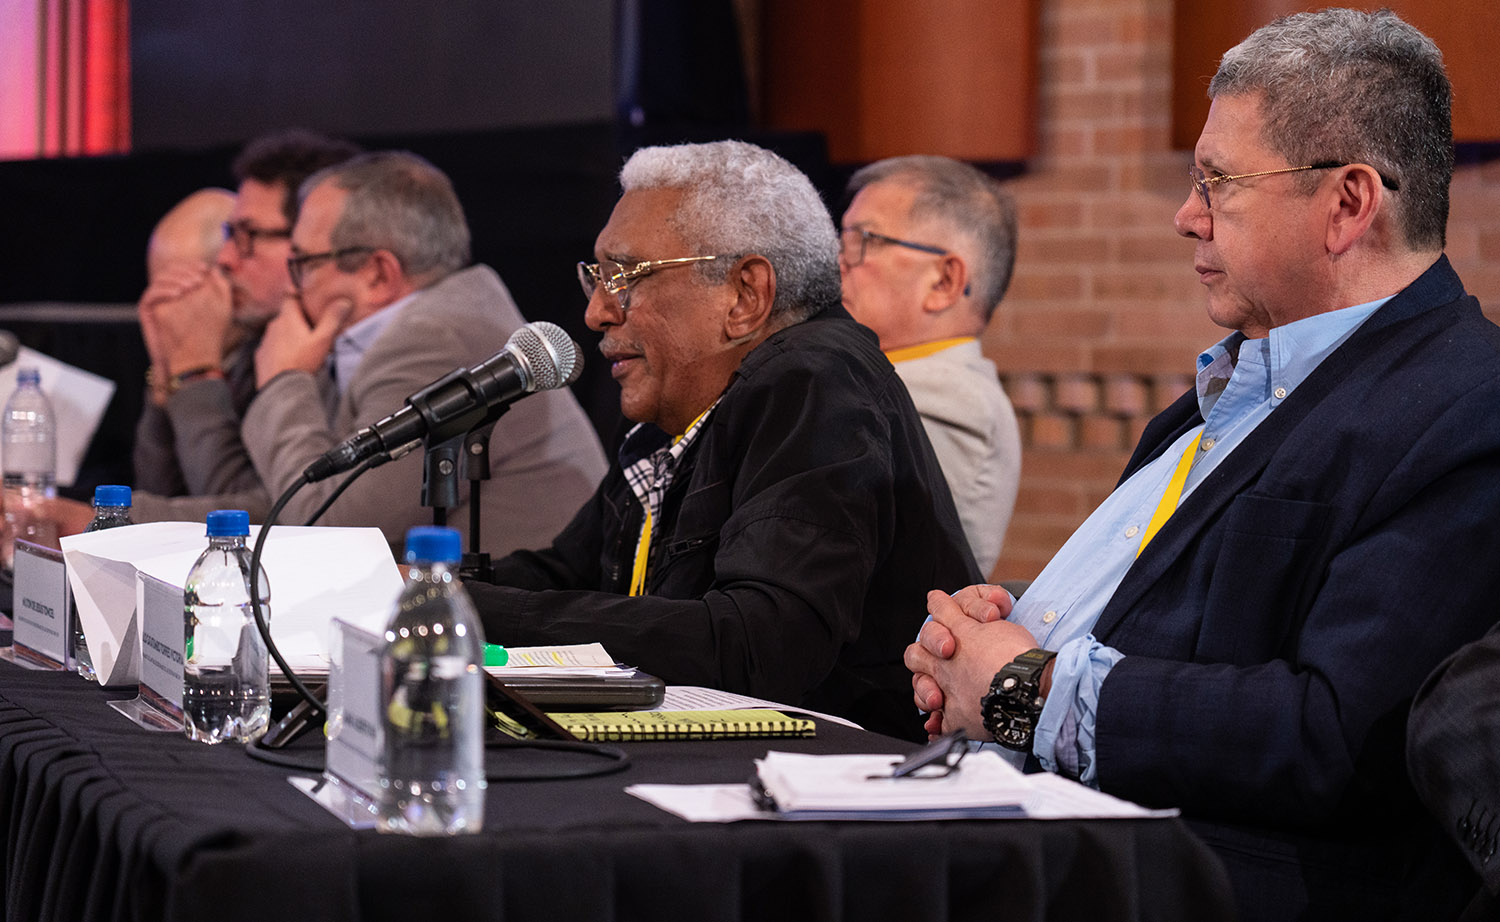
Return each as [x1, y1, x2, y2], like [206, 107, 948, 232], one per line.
[93, 484, 132, 507]
[205, 509, 250, 537]
[404, 526, 462, 565]
[15, 367, 39, 387]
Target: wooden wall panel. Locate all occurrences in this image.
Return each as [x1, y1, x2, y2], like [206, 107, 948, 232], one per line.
[1172, 1, 1500, 149]
[761, 0, 1038, 164]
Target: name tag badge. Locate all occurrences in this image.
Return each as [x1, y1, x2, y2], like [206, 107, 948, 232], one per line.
[11, 540, 69, 669]
[324, 618, 385, 806]
[107, 572, 186, 732]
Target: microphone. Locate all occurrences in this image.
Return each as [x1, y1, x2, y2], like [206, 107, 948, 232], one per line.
[303, 321, 580, 483]
[0, 331, 20, 367]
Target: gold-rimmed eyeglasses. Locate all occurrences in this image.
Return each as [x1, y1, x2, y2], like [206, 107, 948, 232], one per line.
[577, 255, 722, 310]
[1189, 161, 1400, 211]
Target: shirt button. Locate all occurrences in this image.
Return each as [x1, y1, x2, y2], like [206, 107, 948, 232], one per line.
[1124, 525, 1139, 538]
[1042, 610, 1058, 624]
[1201, 437, 1216, 451]
[1274, 386, 1287, 399]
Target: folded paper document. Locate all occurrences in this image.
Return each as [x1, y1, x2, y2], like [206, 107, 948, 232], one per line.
[61, 522, 404, 686]
[754, 750, 1029, 819]
[625, 750, 1180, 823]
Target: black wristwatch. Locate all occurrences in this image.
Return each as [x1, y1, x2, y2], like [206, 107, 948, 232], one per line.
[981, 648, 1057, 751]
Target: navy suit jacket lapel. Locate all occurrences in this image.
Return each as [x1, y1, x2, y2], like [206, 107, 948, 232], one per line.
[1092, 255, 1468, 641]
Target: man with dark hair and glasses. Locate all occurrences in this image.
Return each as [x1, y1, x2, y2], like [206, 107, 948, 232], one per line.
[126, 130, 360, 523]
[906, 9, 1500, 920]
[465, 140, 979, 740]
[840, 155, 1021, 577]
[214, 150, 605, 552]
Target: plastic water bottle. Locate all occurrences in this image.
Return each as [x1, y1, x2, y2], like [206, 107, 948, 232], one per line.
[377, 526, 487, 835]
[2, 367, 58, 570]
[72, 484, 133, 680]
[182, 509, 272, 744]
[85, 484, 134, 531]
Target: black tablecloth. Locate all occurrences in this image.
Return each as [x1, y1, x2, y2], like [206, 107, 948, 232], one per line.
[0, 661, 1235, 922]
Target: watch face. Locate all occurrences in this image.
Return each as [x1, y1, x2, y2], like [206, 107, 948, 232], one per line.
[996, 721, 1031, 748]
[983, 656, 1051, 751]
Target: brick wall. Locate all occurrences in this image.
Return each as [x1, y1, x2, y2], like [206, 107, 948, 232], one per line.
[983, 0, 1500, 582]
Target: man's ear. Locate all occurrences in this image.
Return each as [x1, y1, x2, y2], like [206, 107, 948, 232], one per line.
[1326, 164, 1383, 256]
[363, 249, 407, 302]
[724, 255, 777, 341]
[921, 253, 969, 314]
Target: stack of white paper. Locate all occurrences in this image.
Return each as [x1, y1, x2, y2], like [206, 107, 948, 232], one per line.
[61, 522, 404, 686]
[490, 642, 632, 677]
[755, 750, 1031, 820]
[626, 749, 1181, 823]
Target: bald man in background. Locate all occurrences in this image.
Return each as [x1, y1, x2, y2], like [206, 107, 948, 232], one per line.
[145, 189, 236, 280]
[132, 188, 251, 499]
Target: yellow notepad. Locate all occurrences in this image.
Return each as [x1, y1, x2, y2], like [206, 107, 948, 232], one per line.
[548, 709, 817, 742]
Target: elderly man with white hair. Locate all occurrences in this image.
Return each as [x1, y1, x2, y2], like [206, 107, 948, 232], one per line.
[467, 140, 979, 740]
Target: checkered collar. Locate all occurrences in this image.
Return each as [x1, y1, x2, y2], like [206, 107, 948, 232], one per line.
[619, 400, 721, 524]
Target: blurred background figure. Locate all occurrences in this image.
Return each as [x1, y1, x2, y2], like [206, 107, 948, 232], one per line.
[840, 155, 1021, 576]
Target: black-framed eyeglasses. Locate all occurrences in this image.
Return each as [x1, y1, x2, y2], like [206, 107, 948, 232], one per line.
[1189, 160, 1400, 211]
[839, 226, 949, 268]
[867, 729, 970, 779]
[223, 220, 292, 259]
[577, 255, 721, 311]
[287, 247, 376, 290]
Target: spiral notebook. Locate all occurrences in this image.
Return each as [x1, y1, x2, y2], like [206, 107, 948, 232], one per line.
[550, 709, 816, 742]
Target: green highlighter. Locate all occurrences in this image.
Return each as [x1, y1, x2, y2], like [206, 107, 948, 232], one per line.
[483, 644, 509, 667]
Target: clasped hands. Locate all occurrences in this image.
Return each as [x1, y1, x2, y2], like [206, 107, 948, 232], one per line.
[904, 584, 1045, 741]
[139, 264, 233, 399]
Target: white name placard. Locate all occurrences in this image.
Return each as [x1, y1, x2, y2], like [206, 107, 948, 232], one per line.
[137, 572, 186, 714]
[325, 618, 385, 804]
[12, 540, 68, 669]
[107, 572, 185, 732]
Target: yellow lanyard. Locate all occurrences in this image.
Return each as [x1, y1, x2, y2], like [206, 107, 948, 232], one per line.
[883, 336, 976, 364]
[629, 508, 652, 597]
[1137, 430, 1203, 557]
[627, 405, 715, 597]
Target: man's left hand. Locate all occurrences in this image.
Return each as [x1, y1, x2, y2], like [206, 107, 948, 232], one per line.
[906, 584, 1013, 719]
[255, 294, 353, 387]
[904, 587, 1040, 738]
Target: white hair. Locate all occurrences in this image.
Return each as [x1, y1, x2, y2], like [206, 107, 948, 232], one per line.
[620, 140, 840, 322]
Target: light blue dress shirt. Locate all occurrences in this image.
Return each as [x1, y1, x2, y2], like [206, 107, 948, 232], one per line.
[329, 291, 417, 400]
[1007, 296, 1389, 784]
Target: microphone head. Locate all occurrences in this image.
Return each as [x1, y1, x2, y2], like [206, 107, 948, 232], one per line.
[0, 330, 19, 367]
[507, 321, 579, 391]
[562, 348, 585, 386]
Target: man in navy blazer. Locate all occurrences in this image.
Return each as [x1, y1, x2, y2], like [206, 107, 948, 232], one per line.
[1408, 624, 1500, 919]
[906, 9, 1500, 921]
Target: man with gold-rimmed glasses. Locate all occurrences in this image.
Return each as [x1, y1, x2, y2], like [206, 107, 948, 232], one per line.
[907, 9, 1500, 919]
[466, 140, 978, 740]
